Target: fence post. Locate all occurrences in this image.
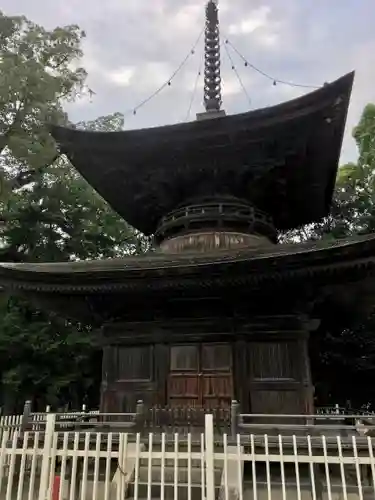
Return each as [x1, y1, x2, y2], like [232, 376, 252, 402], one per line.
[136, 400, 144, 416]
[38, 413, 56, 500]
[231, 400, 239, 439]
[21, 400, 32, 432]
[205, 414, 215, 500]
[135, 400, 145, 431]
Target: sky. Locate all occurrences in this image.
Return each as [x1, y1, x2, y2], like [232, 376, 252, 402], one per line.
[1, 0, 375, 163]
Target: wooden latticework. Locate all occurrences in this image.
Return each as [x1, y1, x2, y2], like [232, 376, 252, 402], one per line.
[141, 405, 231, 434]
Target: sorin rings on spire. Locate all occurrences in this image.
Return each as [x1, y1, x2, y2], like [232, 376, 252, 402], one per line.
[204, 0, 222, 112]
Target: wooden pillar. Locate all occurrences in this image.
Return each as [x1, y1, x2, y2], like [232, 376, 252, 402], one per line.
[297, 332, 314, 414]
[99, 346, 110, 413]
[154, 343, 169, 406]
[233, 340, 248, 412]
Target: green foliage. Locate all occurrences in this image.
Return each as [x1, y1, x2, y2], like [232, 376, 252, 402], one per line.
[311, 318, 375, 409]
[0, 116, 147, 410]
[0, 12, 148, 412]
[0, 9, 96, 209]
[0, 296, 97, 411]
[280, 104, 375, 409]
[283, 104, 375, 244]
[308, 103, 375, 409]
[1, 114, 150, 263]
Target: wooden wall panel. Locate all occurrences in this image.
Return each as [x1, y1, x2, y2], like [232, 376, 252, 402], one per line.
[247, 337, 312, 415]
[100, 344, 155, 413]
[100, 321, 313, 417]
[202, 344, 231, 370]
[251, 389, 302, 415]
[202, 375, 232, 398]
[168, 375, 200, 398]
[249, 342, 298, 380]
[170, 345, 198, 371]
[116, 346, 152, 381]
[101, 389, 154, 414]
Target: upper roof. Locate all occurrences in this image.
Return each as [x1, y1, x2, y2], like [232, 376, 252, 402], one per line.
[50, 72, 354, 235]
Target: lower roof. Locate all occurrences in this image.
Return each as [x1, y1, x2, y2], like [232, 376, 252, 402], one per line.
[0, 233, 375, 293]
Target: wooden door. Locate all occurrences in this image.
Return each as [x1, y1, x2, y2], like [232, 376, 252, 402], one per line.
[168, 343, 233, 408]
[201, 344, 233, 408]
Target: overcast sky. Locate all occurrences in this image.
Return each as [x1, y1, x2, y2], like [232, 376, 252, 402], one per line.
[2, 0, 374, 162]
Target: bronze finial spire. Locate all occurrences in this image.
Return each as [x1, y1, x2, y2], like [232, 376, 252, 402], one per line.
[204, 0, 222, 112]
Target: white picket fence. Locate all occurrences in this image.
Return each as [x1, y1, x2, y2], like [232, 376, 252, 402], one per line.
[0, 413, 375, 500]
[0, 409, 100, 443]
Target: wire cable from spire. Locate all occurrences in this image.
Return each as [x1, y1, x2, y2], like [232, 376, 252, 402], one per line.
[124, 29, 204, 119]
[224, 38, 321, 90]
[223, 41, 251, 108]
[184, 57, 203, 122]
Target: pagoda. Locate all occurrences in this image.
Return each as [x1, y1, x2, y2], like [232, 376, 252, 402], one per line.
[0, 1, 372, 418]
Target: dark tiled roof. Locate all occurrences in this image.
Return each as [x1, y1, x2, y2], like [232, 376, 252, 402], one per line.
[0, 235, 369, 272]
[0, 233, 374, 292]
[50, 72, 354, 234]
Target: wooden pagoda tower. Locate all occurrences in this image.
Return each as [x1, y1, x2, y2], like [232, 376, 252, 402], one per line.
[0, 1, 371, 417]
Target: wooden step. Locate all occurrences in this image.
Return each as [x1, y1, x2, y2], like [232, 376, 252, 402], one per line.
[127, 482, 221, 500]
[139, 457, 204, 468]
[137, 464, 222, 484]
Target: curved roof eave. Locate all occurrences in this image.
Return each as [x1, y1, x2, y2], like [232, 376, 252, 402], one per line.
[49, 72, 355, 234]
[0, 232, 374, 292]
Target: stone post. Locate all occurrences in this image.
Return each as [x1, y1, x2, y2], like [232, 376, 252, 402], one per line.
[21, 400, 32, 432]
[231, 400, 239, 439]
[135, 400, 145, 432]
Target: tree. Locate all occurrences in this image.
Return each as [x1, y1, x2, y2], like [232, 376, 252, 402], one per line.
[309, 104, 375, 409]
[334, 104, 375, 236]
[280, 104, 375, 409]
[0, 296, 99, 412]
[0, 111, 150, 412]
[0, 11, 149, 412]
[0, 10, 88, 199]
[1, 113, 150, 264]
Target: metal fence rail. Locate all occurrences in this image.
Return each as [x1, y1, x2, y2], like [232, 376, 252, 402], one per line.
[0, 413, 375, 500]
[0, 408, 101, 443]
[4, 403, 375, 441]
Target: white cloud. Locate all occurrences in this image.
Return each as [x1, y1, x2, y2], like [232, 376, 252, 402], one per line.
[170, 3, 202, 32]
[228, 6, 272, 35]
[1, 0, 374, 163]
[222, 79, 242, 97]
[227, 5, 280, 48]
[256, 32, 279, 47]
[133, 62, 172, 91]
[106, 67, 135, 87]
